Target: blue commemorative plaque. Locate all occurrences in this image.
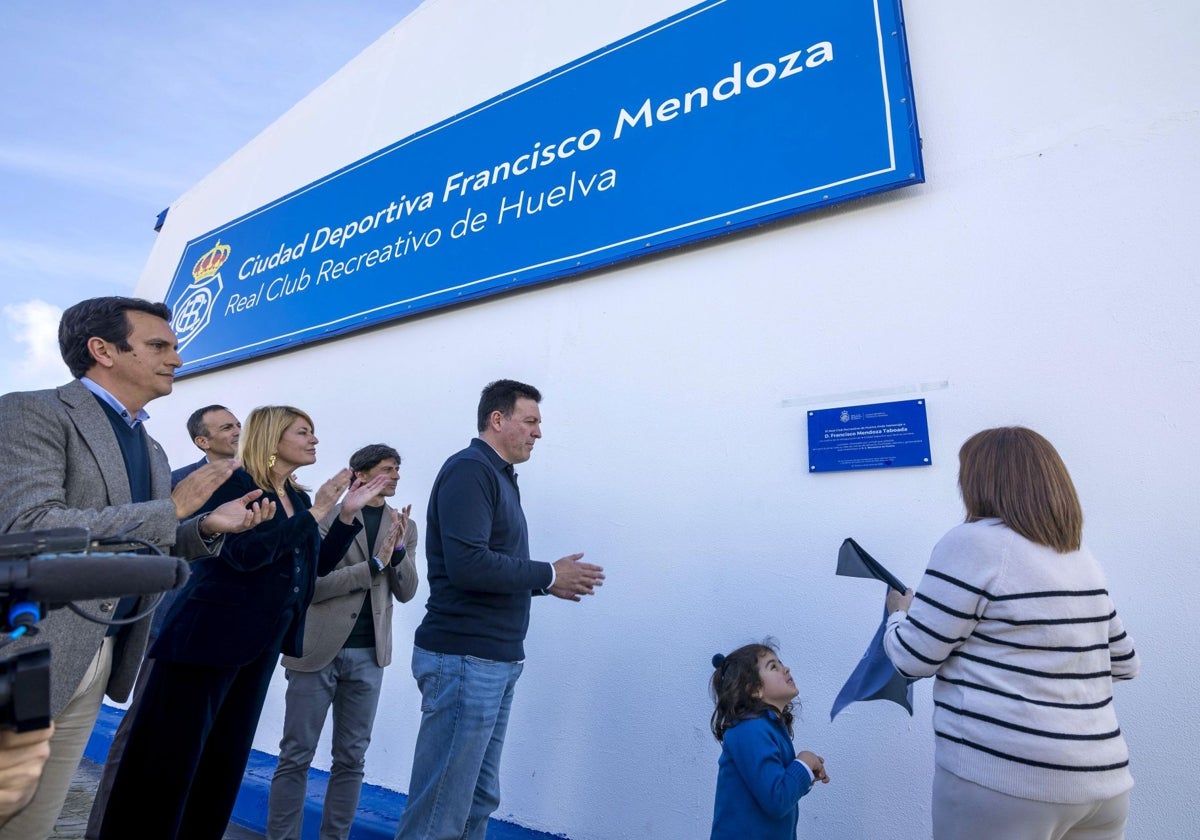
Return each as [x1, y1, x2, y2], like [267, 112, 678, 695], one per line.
[165, 0, 924, 374]
[808, 399, 932, 473]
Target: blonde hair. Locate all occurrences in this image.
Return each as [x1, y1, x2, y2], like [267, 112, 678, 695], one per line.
[238, 405, 314, 493]
[958, 427, 1082, 553]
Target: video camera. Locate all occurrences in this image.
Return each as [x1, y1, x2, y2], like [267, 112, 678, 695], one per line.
[0, 527, 191, 731]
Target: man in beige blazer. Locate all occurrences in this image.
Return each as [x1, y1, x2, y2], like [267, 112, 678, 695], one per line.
[266, 443, 419, 840]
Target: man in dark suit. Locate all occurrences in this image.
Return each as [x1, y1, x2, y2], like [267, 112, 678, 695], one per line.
[169, 404, 242, 487]
[0, 296, 272, 837]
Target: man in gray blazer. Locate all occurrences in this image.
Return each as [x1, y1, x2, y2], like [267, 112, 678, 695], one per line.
[0, 296, 271, 837]
[266, 443, 419, 840]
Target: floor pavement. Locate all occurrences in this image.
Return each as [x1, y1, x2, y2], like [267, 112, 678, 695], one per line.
[48, 757, 264, 839]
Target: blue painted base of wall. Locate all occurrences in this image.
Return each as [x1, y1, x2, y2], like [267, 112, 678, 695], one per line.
[85, 705, 566, 839]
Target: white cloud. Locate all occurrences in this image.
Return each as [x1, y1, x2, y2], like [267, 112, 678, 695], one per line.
[0, 299, 68, 393]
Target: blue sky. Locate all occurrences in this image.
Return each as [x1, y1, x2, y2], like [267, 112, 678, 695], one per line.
[0, 1, 421, 396]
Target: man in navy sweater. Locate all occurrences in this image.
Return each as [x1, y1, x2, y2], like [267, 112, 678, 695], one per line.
[394, 379, 604, 840]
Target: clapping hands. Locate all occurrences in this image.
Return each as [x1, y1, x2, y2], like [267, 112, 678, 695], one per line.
[201, 489, 276, 536]
[337, 473, 391, 522]
[373, 504, 412, 560]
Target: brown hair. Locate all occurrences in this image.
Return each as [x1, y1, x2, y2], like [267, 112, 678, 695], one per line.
[709, 641, 795, 742]
[958, 427, 1082, 552]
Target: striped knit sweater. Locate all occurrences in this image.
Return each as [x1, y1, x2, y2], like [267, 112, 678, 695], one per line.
[882, 519, 1139, 805]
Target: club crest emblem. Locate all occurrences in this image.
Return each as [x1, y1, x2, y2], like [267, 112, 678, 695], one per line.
[172, 241, 229, 353]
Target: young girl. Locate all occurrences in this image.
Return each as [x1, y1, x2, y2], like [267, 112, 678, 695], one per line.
[710, 642, 830, 840]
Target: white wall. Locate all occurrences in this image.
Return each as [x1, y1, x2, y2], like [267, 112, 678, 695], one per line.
[133, 1, 1200, 837]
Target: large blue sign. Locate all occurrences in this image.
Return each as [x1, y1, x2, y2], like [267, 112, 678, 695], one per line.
[808, 399, 932, 473]
[166, 0, 923, 374]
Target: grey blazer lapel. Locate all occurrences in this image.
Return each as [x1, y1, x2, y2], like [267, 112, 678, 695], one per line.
[59, 380, 131, 505]
[146, 434, 171, 499]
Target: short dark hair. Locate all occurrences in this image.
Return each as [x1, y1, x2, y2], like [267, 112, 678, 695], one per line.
[476, 379, 542, 433]
[349, 443, 401, 474]
[186, 405, 230, 440]
[58, 296, 172, 378]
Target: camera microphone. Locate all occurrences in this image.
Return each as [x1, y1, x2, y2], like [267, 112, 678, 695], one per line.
[0, 527, 190, 604]
[16, 554, 190, 603]
[0, 528, 192, 731]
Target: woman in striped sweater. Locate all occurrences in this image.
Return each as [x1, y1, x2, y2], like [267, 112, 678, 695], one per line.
[883, 427, 1139, 840]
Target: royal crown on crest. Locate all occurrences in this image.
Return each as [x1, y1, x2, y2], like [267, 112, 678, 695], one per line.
[192, 241, 231, 281]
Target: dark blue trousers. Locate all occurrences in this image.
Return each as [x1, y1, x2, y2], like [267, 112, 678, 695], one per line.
[98, 621, 289, 840]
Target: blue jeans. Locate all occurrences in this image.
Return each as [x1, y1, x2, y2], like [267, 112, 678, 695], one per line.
[394, 647, 523, 840]
[267, 648, 385, 840]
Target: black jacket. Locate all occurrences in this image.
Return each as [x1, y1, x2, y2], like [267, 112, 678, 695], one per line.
[152, 468, 360, 666]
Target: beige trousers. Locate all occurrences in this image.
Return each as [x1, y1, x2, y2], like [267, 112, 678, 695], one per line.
[933, 765, 1130, 840]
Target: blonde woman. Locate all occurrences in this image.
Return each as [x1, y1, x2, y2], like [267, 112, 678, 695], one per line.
[100, 406, 389, 840]
[884, 427, 1139, 840]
